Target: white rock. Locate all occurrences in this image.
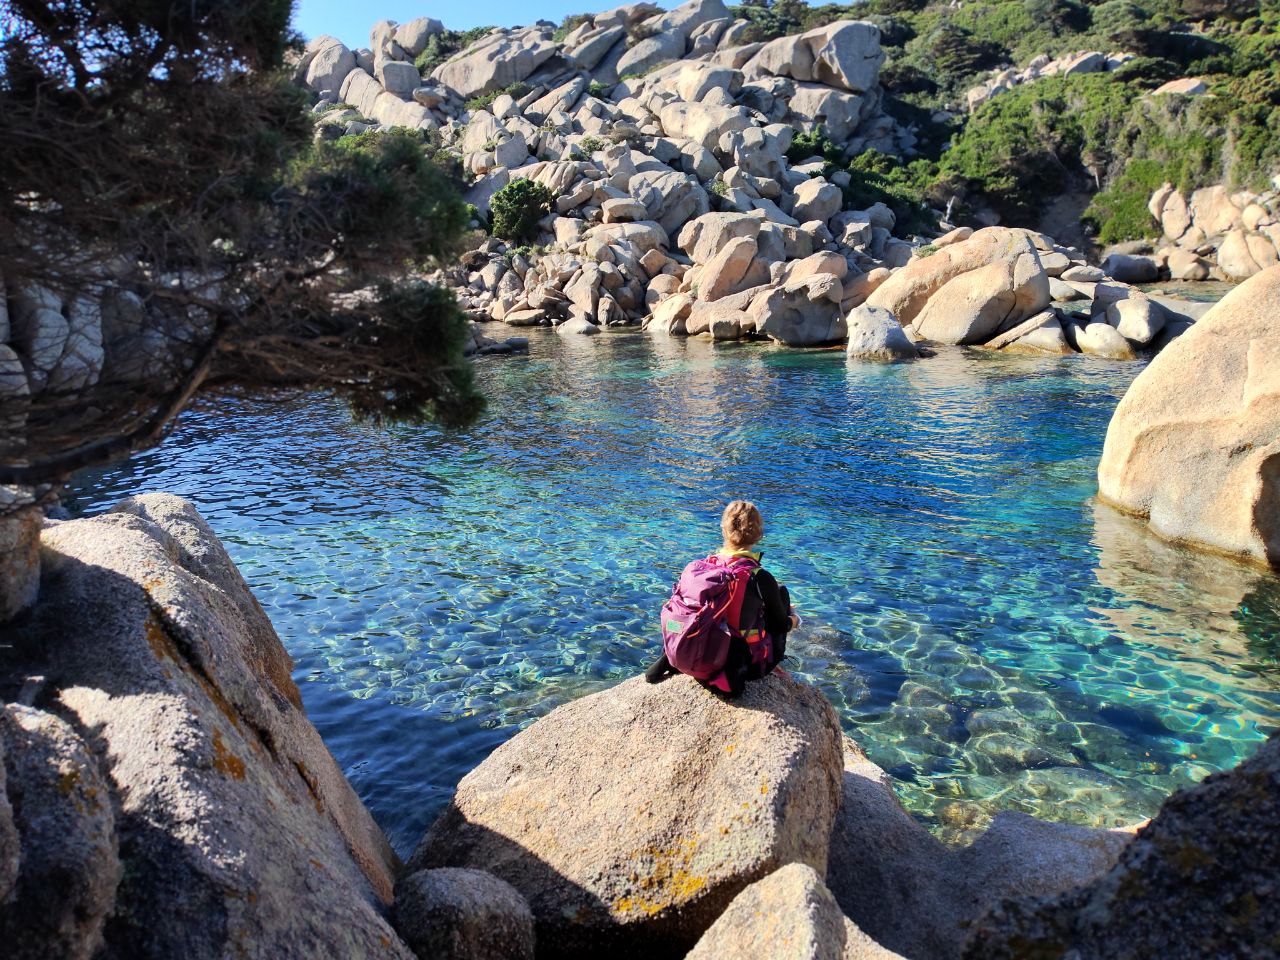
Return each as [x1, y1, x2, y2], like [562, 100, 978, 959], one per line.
[845, 305, 916, 361]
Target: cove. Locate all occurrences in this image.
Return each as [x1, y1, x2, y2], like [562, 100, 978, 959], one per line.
[68, 329, 1280, 855]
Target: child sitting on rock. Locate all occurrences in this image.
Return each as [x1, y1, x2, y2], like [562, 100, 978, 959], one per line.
[648, 500, 799, 698]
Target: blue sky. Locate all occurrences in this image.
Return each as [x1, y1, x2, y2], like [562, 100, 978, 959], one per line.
[294, 0, 677, 48]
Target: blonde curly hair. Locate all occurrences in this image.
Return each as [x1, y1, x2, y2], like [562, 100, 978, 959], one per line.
[721, 500, 763, 550]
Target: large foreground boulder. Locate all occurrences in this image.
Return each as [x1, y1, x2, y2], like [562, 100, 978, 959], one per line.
[964, 734, 1280, 958]
[866, 228, 1050, 345]
[687, 863, 904, 960]
[827, 739, 1132, 960]
[0, 705, 120, 960]
[1097, 264, 1280, 567]
[0, 495, 410, 959]
[407, 673, 844, 960]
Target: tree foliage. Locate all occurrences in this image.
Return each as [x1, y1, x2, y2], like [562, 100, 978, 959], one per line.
[489, 180, 556, 244]
[0, 1, 483, 487]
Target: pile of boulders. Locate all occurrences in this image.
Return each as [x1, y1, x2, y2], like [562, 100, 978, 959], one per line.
[1141, 180, 1280, 281]
[293, 4, 1220, 360]
[853, 226, 1204, 361]
[964, 49, 1135, 113]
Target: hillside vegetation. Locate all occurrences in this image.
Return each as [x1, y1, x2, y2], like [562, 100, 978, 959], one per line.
[721, 0, 1279, 241]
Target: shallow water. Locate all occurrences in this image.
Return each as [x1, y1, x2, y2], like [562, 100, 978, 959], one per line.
[69, 329, 1280, 853]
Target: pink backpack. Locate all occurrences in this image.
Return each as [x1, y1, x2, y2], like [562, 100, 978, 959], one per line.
[660, 555, 764, 681]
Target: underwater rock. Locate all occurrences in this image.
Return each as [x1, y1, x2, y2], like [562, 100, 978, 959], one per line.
[827, 738, 1133, 960]
[963, 733, 1280, 959]
[407, 672, 844, 959]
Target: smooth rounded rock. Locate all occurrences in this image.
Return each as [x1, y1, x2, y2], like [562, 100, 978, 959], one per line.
[687, 863, 904, 960]
[407, 673, 844, 960]
[393, 868, 534, 960]
[1098, 264, 1280, 566]
[845, 306, 916, 361]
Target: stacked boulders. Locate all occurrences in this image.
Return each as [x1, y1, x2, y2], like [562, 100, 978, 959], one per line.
[293, 5, 1214, 357]
[293, 3, 924, 345]
[1147, 180, 1280, 281]
[851, 226, 1207, 360]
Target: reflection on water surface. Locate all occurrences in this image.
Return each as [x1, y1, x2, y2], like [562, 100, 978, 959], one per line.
[69, 329, 1280, 852]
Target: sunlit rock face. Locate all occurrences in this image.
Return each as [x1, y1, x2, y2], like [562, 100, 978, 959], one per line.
[1098, 264, 1280, 568]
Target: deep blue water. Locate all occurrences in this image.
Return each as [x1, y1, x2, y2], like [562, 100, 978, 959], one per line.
[68, 329, 1280, 853]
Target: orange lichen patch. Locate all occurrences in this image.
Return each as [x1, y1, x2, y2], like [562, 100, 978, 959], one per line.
[143, 612, 254, 745]
[212, 729, 246, 780]
[57, 767, 81, 796]
[613, 840, 709, 918]
[1171, 842, 1214, 874]
[145, 615, 179, 662]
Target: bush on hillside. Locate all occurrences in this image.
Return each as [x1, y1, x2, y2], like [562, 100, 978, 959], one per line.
[727, 0, 849, 42]
[1081, 158, 1166, 242]
[785, 129, 845, 166]
[552, 13, 593, 42]
[925, 24, 1011, 92]
[490, 179, 555, 243]
[845, 151, 937, 236]
[465, 82, 531, 112]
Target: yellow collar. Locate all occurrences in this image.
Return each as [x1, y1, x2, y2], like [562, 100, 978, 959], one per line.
[717, 547, 762, 561]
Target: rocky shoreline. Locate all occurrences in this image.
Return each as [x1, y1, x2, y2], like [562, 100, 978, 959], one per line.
[1, 492, 1276, 959]
[294, 5, 1243, 362]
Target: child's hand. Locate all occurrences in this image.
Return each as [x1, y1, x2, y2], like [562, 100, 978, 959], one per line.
[790, 613, 802, 630]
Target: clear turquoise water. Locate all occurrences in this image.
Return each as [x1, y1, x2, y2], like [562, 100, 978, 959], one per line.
[68, 329, 1280, 854]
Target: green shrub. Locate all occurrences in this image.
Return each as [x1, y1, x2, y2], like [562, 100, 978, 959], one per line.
[578, 135, 607, 154]
[489, 179, 555, 242]
[844, 151, 937, 236]
[785, 128, 844, 166]
[464, 82, 531, 112]
[1081, 158, 1167, 243]
[587, 80, 612, 98]
[728, 0, 848, 42]
[924, 24, 1011, 92]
